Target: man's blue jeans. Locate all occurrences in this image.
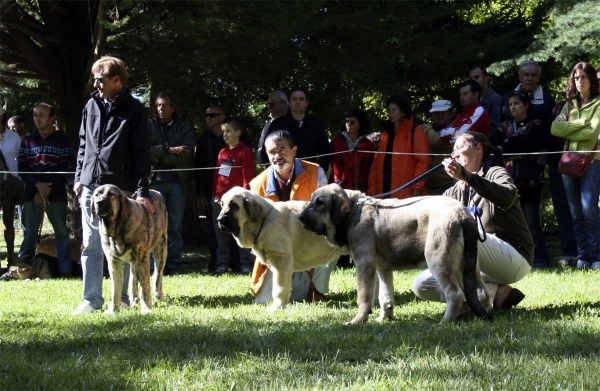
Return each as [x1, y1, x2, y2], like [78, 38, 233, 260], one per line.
[562, 160, 600, 263]
[80, 186, 129, 309]
[548, 160, 578, 256]
[150, 181, 186, 270]
[19, 200, 72, 274]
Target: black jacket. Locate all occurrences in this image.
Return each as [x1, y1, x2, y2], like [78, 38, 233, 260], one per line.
[257, 113, 331, 171]
[75, 87, 150, 198]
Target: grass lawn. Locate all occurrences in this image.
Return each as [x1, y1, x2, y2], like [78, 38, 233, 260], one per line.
[1, 261, 600, 390]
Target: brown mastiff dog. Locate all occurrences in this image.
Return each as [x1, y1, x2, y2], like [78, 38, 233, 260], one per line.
[91, 184, 167, 314]
[217, 187, 347, 312]
[299, 183, 492, 324]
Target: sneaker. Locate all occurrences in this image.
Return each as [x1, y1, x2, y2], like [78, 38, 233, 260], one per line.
[576, 260, 591, 270]
[591, 262, 600, 270]
[72, 302, 97, 315]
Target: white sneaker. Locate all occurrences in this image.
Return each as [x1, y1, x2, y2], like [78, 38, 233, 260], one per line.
[72, 302, 97, 315]
[120, 302, 130, 310]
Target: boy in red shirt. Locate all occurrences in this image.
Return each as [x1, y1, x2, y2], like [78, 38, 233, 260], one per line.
[212, 118, 256, 275]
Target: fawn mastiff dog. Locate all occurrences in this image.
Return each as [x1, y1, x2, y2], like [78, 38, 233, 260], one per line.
[298, 183, 492, 324]
[217, 187, 347, 311]
[91, 184, 167, 314]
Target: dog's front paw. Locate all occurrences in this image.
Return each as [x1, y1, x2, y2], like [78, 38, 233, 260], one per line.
[266, 303, 282, 313]
[140, 307, 152, 315]
[104, 306, 118, 315]
[346, 312, 370, 325]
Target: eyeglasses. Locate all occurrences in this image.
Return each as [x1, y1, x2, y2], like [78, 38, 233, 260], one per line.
[345, 119, 357, 125]
[452, 143, 476, 154]
[205, 113, 222, 118]
[92, 75, 111, 84]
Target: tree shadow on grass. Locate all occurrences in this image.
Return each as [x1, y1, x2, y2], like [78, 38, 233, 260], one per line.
[164, 293, 256, 307]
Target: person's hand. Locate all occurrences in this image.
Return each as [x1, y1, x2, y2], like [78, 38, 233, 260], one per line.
[442, 158, 471, 183]
[73, 181, 82, 196]
[35, 182, 52, 197]
[413, 188, 423, 197]
[34, 193, 44, 205]
[167, 146, 189, 157]
[138, 197, 155, 214]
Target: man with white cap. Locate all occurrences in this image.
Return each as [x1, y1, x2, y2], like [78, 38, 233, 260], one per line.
[420, 100, 456, 195]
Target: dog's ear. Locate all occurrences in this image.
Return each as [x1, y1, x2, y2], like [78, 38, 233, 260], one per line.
[330, 194, 350, 225]
[90, 195, 97, 218]
[243, 195, 258, 219]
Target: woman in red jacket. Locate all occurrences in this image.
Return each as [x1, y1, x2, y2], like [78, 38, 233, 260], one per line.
[329, 109, 376, 193]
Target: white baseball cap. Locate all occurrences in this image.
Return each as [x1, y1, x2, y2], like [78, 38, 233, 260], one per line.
[429, 100, 452, 113]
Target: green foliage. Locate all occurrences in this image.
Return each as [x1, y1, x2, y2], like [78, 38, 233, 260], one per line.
[1, 268, 600, 390]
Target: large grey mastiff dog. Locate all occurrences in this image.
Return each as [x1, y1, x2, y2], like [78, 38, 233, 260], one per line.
[217, 187, 347, 312]
[299, 183, 492, 324]
[91, 184, 168, 314]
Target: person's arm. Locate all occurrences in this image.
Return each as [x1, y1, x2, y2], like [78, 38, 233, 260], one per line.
[448, 106, 487, 143]
[316, 167, 328, 189]
[550, 101, 596, 140]
[130, 102, 150, 198]
[502, 120, 546, 153]
[241, 146, 256, 190]
[444, 158, 518, 209]
[411, 127, 431, 195]
[367, 140, 382, 196]
[160, 122, 195, 166]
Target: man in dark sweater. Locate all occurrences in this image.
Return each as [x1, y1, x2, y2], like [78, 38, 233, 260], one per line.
[149, 91, 195, 274]
[73, 56, 152, 314]
[18, 103, 75, 276]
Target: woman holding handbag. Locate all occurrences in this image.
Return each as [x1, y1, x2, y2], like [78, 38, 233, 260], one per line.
[499, 91, 549, 268]
[551, 62, 600, 270]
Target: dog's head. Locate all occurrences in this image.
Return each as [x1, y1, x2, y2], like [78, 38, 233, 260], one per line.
[217, 187, 263, 237]
[1, 254, 46, 280]
[299, 184, 354, 247]
[91, 184, 127, 221]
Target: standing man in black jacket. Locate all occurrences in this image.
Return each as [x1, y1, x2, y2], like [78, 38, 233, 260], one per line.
[149, 91, 195, 274]
[73, 56, 153, 314]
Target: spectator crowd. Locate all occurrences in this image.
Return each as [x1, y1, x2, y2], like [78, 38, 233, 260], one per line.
[0, 57, 599, 314]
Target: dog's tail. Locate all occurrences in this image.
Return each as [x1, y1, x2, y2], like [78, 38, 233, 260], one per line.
[462, 218, 493, 322]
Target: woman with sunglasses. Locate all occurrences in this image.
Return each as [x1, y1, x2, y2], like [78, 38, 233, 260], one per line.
[551, 62, 600, 270]
[497, 91, 549, 268]
[329, 109, 376, 193]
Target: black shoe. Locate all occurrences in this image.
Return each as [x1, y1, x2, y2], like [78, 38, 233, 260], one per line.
[213, 265, 228, 275]
[240, 265, 253, 275]
[163, 268, 178, 276]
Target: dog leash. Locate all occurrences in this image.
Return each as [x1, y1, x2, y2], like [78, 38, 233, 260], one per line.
[369, 163, 445, 199]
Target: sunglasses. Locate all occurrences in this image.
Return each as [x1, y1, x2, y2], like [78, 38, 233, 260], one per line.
[345, 119, 357, 125]
[205, 113, 222, 118]
[92, 75, 111, 84]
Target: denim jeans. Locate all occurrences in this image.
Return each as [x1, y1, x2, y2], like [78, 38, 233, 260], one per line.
[211, 199, 254, 268]
[80, 186, 129, 309]
[521, 201, 549, 265]
[19, 200, 68, 255]
[150, 181, 186, 270]
[562, 160, 600, 263]
[548, 160, 578, 256]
